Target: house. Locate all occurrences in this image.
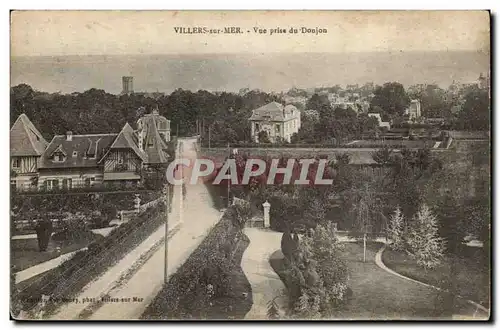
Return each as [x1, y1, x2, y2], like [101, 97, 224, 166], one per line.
[38, 132, 118, 190]
[136, 106, 171, 164]
[249, 102, 301, 143]
[99, 123, 146, 185]
[405, 99, 422, 120]
[10, 114, 49, 190]
[12, 107, 172, 191]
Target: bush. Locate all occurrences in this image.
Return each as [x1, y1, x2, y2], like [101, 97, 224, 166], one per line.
[142, 210, 247, 319]
[34, 219, 53, 252]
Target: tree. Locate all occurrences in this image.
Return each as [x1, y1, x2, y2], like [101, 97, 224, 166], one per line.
[387, 206, 405, 251]
[258, 130, 271, 143]
[34, 217, 53, 252]
[281, 228, 296, 261]
[406, 204, 445, 269]
[455, 87, 490, 130]
[370, 82, 410, 118]
[371, 146, 394, 166]
[267, 297, 281, 319]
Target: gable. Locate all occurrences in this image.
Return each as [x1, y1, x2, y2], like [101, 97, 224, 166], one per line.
[10, 114, 48, 156]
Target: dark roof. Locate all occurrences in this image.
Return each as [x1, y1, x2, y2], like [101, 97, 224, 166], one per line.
[10, 114, 48, 156]
[142, 116, 170, 164]
[249, 102, 299, 122]
[101, 123, 146, 162]
[39, 134, 117, 169]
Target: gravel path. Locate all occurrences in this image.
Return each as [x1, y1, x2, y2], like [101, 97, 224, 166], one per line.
[241, 228, 286, 320]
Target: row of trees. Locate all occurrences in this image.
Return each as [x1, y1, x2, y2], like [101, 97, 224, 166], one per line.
[11, 81, 488, 150]
[11, 84, 282, 144]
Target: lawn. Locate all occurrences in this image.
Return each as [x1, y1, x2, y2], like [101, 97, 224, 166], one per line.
[269, 242, 485, 320]
[11, 230, 101, 271]
[382, 247, 490, 309]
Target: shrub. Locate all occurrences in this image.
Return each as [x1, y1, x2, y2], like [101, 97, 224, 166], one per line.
[34, 219, 53, 252]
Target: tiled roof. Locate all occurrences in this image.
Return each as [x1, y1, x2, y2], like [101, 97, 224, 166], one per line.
[141, 116, 170, 164]
[10, 114, 48, 156]
[103, 123, 146, 162]
[39, 134, 117, 169]
[249, 102, 299, 122]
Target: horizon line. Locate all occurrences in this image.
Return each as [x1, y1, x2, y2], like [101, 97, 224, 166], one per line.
[10, 49, 490, 58]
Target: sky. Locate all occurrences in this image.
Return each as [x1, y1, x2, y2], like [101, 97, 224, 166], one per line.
[11, 11, 490, 57]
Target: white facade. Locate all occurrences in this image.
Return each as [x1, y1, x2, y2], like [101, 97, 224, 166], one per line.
[249, 102, 301, 143]
[405, 100, 422, 119]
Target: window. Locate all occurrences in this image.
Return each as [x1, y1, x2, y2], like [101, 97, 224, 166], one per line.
[46, 179, 59, 190]
[72, 151, 78, 158]
[255, 123, 260, 131]
[62, 178, 72, 190]
[53, 152, 65, 162]
[12, 158, 20, 168]
[10, 179, 16, 190]
[275, 124, 280, 134]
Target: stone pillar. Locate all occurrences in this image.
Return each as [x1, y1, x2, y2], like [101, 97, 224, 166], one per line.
[263, 200, 270, 228]
[134, 194, 141, 213]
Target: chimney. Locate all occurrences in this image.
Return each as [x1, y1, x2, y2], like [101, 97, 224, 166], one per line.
[66, 131, 73, 141]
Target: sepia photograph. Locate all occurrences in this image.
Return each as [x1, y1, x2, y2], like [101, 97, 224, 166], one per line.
[9, 10, 491, 321]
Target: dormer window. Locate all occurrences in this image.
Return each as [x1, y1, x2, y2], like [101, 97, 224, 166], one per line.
[51, 145, 67, 163]
[53, 152, 66, 162]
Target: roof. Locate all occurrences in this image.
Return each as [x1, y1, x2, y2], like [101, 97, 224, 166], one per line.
[140, 116, 170, 164]
[10, 114, 49, 156]
[102, 123, 147, 162]
[249, 102, 299, 122]
[39, 134, 117, 169]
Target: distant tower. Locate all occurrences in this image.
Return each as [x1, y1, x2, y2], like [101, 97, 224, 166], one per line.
[122, 76, 134, 94]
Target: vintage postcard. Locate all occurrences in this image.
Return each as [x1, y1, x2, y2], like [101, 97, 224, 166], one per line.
[10, 10, 491, 321]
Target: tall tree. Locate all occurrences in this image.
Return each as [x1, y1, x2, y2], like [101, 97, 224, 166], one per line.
[370, 82, 410, 118]
[407, 204, 445, 269]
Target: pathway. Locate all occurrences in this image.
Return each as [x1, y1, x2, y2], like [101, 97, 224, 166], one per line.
[15, 248, 87, 284]
[241, 227, 286, 320]
[374, 245, 489, 318]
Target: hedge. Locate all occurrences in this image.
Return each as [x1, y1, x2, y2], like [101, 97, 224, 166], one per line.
[141, 207, 249, 319]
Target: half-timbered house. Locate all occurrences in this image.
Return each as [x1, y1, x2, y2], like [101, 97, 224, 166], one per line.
[10, 114, 48, 190]
[99, 123, 146, 187]
[38, 132, 117, 190]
